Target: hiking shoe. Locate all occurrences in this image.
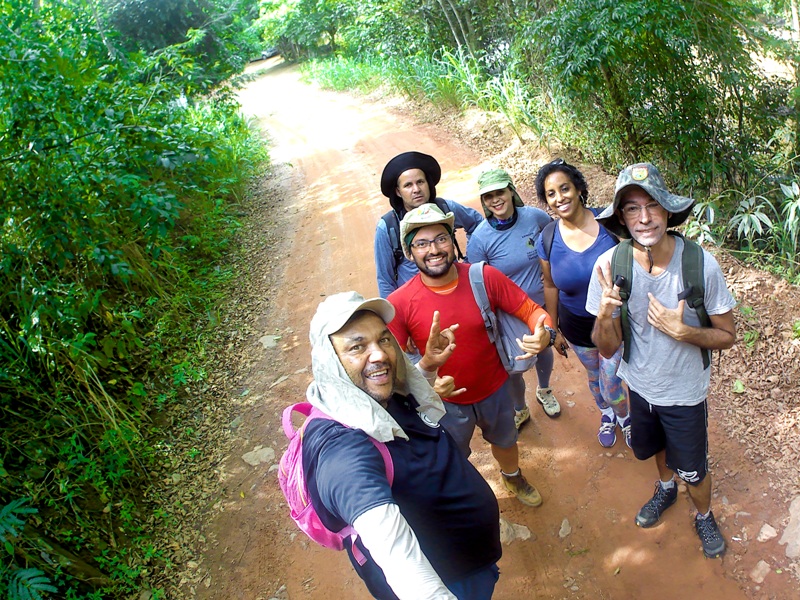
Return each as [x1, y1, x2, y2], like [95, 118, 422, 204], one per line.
[514, 406, 531, 430]
[618, 415, 632, 449]
[635, 481, 678, 528]
[597, 414, 617, 447]
[501, 470, 543, 507]
[695, 512, 726, 558]
[535, 387, 561, 418]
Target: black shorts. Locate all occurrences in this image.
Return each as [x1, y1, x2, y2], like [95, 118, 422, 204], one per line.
[558, 304, 595, 348]
[628, 389, 708, 486]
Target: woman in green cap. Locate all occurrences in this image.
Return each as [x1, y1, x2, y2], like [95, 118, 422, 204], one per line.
[467, 169, 561, 429]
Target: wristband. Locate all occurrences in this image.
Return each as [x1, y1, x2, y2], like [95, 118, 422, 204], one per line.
[415, 363, 438, 383]
[544, 325, 557, 347]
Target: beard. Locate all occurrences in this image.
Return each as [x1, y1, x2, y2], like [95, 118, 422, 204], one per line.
[414, 249, 455, 278]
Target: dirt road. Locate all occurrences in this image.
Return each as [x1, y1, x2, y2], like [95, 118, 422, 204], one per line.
[189, 59, 797, 600]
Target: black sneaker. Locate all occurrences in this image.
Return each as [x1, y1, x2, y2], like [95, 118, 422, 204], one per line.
[635, 481, 678, 528]
[695, 512, 726, 558]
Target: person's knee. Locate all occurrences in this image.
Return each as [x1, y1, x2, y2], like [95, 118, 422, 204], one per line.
[606, 391, 627, 406]
[676, 467, 707, 486]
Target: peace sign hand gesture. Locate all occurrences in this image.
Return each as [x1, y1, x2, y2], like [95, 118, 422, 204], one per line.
[419, 310, 458, 371]
[595, 261, 623, 320]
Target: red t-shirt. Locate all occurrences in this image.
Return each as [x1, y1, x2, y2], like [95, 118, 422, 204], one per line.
[388, 262, 529, 405]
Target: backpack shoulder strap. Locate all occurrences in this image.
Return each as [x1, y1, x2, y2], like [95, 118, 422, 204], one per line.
[468, 261, 496, 343]
[371, 440, 394, 485]
[434, 198, 464, 260]
[540, 219, 558, 261]
[381, 210, 403, 281]
[610, 240, 634, 363]
[433, 197, 450, 214]
[282, 402, 394, 482]
[281, 402, 313, 438]
[671, 232, 711, 369]
[605, 228, 620, 245]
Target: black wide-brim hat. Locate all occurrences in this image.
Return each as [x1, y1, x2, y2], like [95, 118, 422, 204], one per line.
[596, 163, 695, 238]
[380, 152, 442, 213]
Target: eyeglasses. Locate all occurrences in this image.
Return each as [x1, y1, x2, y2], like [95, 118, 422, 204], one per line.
[621, 202, 662, 218]
[410, 233, 453, 251]
[548, 158, 565, 166]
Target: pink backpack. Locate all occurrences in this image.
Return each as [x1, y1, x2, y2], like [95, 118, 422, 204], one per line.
[278, 402, 394, 564]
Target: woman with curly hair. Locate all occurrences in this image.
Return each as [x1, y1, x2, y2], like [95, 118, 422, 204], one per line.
[535, 159, 631, 448]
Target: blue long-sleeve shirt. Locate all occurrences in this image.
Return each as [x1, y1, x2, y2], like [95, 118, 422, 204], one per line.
[374, 199, 483, 298]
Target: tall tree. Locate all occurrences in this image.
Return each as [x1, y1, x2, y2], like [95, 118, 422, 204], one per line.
[530, 0, 774, 188]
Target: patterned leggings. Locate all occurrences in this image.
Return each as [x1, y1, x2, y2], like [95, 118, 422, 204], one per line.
[570, 344, 628, 417]
[509, 346, 554, 411]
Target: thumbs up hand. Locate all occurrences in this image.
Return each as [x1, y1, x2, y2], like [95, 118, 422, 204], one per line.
[515, 313, 550, 360]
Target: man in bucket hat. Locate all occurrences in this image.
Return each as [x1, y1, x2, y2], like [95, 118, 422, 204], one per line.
[585, 163, 736, 558]
[301, 291, 502, 599]
[375, 151, 482, 298]
[387, 204, 556, 507]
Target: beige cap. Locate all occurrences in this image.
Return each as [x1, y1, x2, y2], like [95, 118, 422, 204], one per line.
[399, 204, 455, 259]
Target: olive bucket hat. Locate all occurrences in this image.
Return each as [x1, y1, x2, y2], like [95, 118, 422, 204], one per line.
[596, 163, 695, 238]
[399, 204, 455, 259]
[477, 168, 524, 218]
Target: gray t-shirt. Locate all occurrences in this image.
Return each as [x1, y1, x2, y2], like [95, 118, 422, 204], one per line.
[586, 236, 736, 406]
[466, 206, 552, 306]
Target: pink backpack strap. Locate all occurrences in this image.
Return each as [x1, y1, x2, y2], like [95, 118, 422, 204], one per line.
[281, 401, 395, 564]
[370, 438, 394, 485]
[348, 439, 394, 567]
[283, 403, 393, 475]
[281, 402, 313, 438]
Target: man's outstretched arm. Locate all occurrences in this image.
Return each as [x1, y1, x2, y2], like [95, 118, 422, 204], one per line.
[354, 504, 456, 600]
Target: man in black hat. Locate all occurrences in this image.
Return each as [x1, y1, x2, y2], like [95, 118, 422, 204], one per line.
[375, 151, 482, 298]
[585, 163, 736, 559]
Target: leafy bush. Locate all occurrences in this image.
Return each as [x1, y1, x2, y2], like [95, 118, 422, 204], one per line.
[1, 1, 266, 595]
[296, 0, 800, 284]
[301, 55, 384, 93]
[529, 0, 784, 189]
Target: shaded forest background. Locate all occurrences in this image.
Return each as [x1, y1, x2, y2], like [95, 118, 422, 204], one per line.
[2, 0, 800, 597]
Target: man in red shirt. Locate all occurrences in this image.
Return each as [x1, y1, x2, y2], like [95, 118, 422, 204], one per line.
[388, 204, 556, 506]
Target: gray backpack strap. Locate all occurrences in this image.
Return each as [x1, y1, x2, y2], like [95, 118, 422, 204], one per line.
[671, 232, 711, 369]
[434, 198, 464, 260]
[540, 220, 558, 261]
[468, 262, 537, 373]
[611, 240, 634, 363]
[381, 210, 403, 281]
[468, 262, 498, 346]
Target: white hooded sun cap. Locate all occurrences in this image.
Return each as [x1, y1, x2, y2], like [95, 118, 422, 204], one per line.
[305, 291, 446, 442]
[310, 291, 395, 346]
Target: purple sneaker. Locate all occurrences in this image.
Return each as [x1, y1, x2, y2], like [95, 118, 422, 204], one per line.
[597, 414, 617, 447]
[618, 415, 632, 449]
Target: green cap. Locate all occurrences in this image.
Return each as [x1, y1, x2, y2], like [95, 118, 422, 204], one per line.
[477, 168, 524, 218]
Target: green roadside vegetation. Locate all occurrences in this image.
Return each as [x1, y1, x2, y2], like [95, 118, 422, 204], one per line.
[5, 0, 800, 597]
[1, 0, 267, 597]
[263, 0, 800, 284]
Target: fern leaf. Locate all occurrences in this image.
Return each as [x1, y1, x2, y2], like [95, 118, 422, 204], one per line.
[9, 568, 58, 600]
